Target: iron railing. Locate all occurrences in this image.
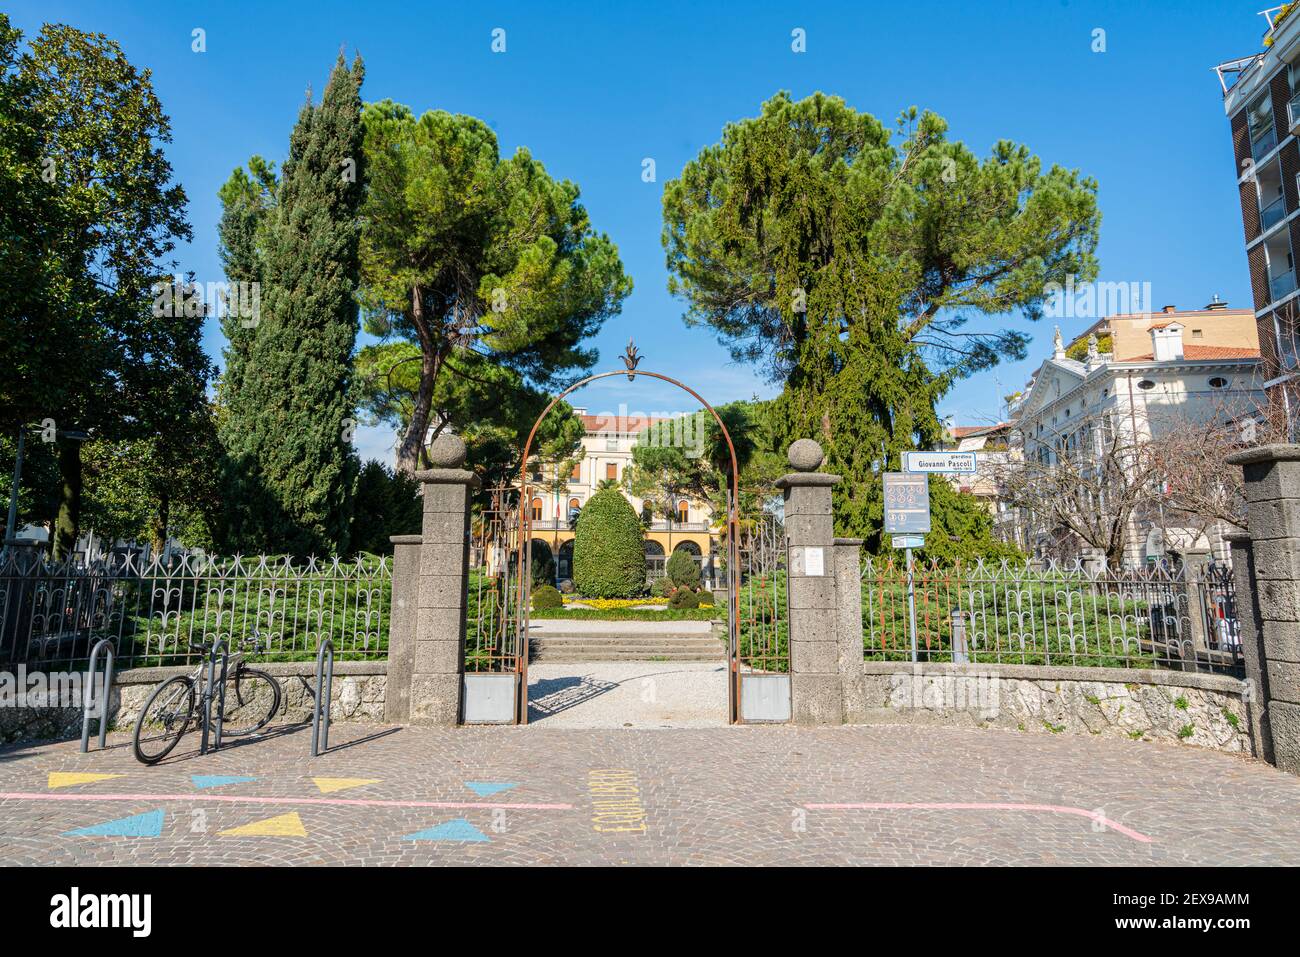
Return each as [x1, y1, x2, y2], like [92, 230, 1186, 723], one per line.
[735, 512, 788, 673]
[468, 484, 527, 674]
[860, 556, 1243, 675]
[0, 549, 390, 669]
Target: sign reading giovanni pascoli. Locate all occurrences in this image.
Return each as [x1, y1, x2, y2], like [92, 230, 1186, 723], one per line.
[903, 451, 977, 474]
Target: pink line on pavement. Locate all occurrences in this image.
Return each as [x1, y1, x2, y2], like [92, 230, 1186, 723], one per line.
[0, 792, 571, 811]
[803, 801, 1153, 843]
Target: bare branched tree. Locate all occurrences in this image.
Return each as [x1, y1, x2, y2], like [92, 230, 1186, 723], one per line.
[996, 387, 1274, 566]
[1144, 394, 1286, 539]
[993, 411, 1157, 566]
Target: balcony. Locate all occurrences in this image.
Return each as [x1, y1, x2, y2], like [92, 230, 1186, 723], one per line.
[1272, 269, 1298, 301]
[1262, 192, 1288, 230]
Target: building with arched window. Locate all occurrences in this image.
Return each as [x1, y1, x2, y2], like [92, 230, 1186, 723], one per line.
[517, 409, 717, 584]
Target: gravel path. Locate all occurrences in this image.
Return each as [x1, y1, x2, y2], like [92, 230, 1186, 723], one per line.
[527, 661, 727, 727]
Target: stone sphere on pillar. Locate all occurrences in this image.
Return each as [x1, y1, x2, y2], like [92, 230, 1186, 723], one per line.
[428, 433, 467, 469]
[788, 438, 824, 472]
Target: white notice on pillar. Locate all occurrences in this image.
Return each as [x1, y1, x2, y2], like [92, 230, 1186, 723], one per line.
[804, 546, 824, 577]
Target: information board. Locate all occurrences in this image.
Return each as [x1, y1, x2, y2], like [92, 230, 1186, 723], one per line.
[883, 472, 931, 534]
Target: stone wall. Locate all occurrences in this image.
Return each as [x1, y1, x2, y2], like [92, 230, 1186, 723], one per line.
[0, 662, 387, 748]
[859, 662, 1254, 755]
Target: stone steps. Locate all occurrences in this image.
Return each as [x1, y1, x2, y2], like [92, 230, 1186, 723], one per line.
[528, 634, 725, 662]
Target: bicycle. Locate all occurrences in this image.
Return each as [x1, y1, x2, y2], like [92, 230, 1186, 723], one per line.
[132, 634, 282, 765]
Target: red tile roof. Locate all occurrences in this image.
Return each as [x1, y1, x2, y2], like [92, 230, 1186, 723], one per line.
[580, 413, 674, 434]
[1119, 345, 1260, 362]
[951, 423, 1010, 438]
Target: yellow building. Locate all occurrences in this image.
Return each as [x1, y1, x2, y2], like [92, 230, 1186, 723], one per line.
[523, 409, 716, 584]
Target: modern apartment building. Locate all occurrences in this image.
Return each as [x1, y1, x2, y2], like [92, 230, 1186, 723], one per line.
[1217, 4, 1300, 428]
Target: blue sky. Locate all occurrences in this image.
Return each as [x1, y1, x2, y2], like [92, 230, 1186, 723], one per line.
[9, 0, 1272, 460]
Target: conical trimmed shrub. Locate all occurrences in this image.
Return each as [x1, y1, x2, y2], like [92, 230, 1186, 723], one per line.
[572, 488, 646, 598]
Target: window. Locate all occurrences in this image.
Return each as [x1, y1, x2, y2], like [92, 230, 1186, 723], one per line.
[570, 461, 580, 480]
[1249, 93, 1277, 157]
[1209, 376, 1228, 389]
[530, 497, 543, 521]
[568, 497, 580, 512]
[1191, 328, 1203, 338]
[605, 463, 617, 481]
[677, 500, 689, 524]
[1137, 379, 1156, 391]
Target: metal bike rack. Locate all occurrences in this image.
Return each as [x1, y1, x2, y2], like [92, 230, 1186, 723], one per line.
[199, 640, 229, 755]
[311, 639, 334, 757]
[80, 638, 115, 753]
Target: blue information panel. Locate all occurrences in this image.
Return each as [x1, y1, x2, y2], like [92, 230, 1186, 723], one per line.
[883, 472, 931, 534]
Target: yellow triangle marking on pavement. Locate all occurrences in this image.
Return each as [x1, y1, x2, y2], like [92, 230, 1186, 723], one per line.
[311, 777, 381, 794]
[219, 812, 308, 837]
[47, 772, 124, 789]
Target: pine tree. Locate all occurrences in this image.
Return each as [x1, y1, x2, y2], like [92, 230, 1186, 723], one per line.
[222, 54, 366, 556]
[663, 92, 1099, 556]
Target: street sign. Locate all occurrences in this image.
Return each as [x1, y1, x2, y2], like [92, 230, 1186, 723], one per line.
[891, 535, 925, 549]
[882, 472, 931, 534]
[903, 451, 977, 474]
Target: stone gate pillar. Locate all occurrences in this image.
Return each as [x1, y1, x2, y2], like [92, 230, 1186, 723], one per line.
[1226, 531, 1271, 762]
[1226, 444, 1300, 773]
[777, 439, 843, 725]
[834, 537, 868, 723]
[411, 433, 479, 726]
[384, 534, 422, 723]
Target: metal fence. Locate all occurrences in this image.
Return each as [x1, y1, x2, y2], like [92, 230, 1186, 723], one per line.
[0, 549, 391, 669]
[734, 512, 789, 673]
[467, 484, 526, 674]
[860, 556, 1243, 675]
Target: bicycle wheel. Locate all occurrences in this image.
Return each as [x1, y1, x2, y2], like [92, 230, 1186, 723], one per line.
[218, 667, 281, 737]
[133, 676, 195, 764]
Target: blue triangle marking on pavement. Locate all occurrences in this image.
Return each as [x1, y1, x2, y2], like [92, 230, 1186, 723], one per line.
[403, 818, 490, 842]
[191, 775, 256, 789]
[64, 809, 165, 838]
[464, 782, 516, 797]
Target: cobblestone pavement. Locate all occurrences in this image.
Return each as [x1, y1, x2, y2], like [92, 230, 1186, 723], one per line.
[2, 722, 1298, 866]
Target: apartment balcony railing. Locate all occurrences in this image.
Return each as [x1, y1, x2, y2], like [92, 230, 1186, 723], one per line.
[1271, 269, 1298, 302]
[1262, 193, 1288, 230]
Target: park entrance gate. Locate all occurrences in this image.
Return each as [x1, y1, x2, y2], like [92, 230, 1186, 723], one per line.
[461, 342, 789, 725]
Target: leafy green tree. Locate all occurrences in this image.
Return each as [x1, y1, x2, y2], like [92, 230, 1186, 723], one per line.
[662, 92, 1099, 554]
[358, 100, 632, 473]
[215, 155, 277, 407]
[350, 459, 421, 554]
[221, 55, 366, 557]
[2, 20, 199, 558]
[625, 400, 783, 544]
[572, 487, 645, 598]
[353, 340, 583, 504]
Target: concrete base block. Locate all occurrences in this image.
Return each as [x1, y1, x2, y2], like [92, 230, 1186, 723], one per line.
[841, 673, 869, 724]
[1268, 700, 1300, 774]
[409, 674, 461, 726]
[791, 673, 844, 726]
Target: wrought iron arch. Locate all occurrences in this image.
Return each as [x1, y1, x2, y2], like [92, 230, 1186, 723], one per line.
[513, 341, 743, 724]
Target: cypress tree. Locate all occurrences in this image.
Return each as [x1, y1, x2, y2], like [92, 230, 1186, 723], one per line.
[224, 54, 365, 556]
